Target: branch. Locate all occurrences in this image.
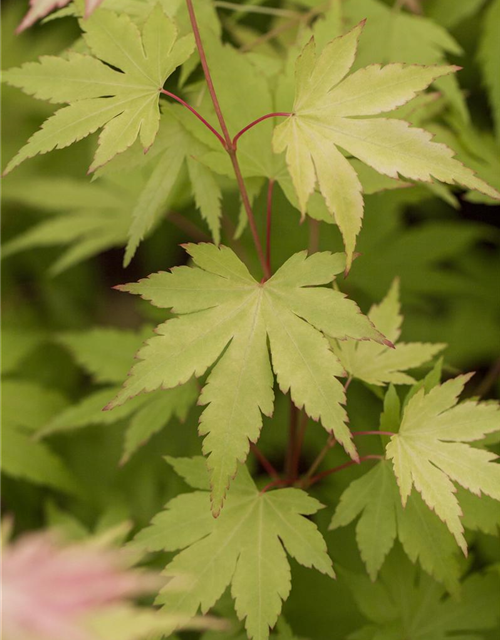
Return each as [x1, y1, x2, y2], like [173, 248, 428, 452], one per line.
[185, 0, 270, 279]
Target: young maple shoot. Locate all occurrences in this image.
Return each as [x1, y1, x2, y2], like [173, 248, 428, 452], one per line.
[3, 1, 500, 639]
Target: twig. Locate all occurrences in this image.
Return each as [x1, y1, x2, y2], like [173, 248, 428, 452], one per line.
[160, 89, 225, 148]
[233, 113, 291, 149]
[304, 455, 383, 488]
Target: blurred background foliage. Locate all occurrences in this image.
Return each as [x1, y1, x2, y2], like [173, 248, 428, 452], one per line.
[2, 0, 500, 638]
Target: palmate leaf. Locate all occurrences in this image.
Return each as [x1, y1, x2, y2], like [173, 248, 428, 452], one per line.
[3, 4, 194, 174]
[106, 244, 389, 514]
[17, 0, 104, 33]
[345, 552, 500, 640]
[331, 279, 445, 386]
[193, 33, 406, 236]
[134, 458, 334, 640]
[98, 107, 223, 264]
[273, 22, 500, 269]
[386, 375, 500, 553]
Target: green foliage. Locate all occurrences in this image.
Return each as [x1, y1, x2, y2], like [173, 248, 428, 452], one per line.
[386, 375, 500, 552]
[135, 458, 332, 640]
[2, 1, 500, 639]
[344, 551, 500, 640]
[331, 279, 445, 385]
[3, 4, 194, 174]
[107, 244, 386, 513]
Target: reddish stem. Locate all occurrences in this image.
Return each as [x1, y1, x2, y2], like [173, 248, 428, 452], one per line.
[160, 89, 226, 148]
[250, 443, 280, 480]
[344, 375, 353, 391]
[260, 478, 290, 494]
[233, 113, 291, 149]
[352, 430, 396, 437]
[266, 179, 275, 275]
[286, 402, 299, 480]
[305, 455, 383, 488]
[291, 412, 308, 480]
[185, 0, 270, 279]
[301, 434, 336, 485]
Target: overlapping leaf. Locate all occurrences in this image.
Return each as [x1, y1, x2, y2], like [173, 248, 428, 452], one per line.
[3, 4, 194, 174]
[98, 108, 223, 264]
[273, 21, 500, 268]
[386, 375, 500, 552]
[331, 280, 445, 385]
[330, 460, 461, 591]
[194, 33, 406, 236]
[107, 243, 389, 513]
[2, 175, 139, 274]
[343, 0, 469, 120]
[134, 458, 333, 640]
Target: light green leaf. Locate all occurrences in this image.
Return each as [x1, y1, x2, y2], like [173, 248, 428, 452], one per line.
[273, 22, 498, 268]
[386, 375, 500, 552]
[146, 459, 333, 640]
[331, 279, 445, 385]
[106, 244, 387, 513]
[3, 4, 194, 173]
[113, 109, 222, 265]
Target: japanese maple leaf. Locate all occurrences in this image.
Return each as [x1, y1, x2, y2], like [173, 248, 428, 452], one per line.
[386, 374, 500, 553]
[107, 243, 389, 514]
[273, 21, 500, 269]
[17, 0, 105, 34]
[3, 4, 194, 174]
[331, 279, 445, 385]
[134, 457, 334, 640]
